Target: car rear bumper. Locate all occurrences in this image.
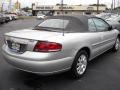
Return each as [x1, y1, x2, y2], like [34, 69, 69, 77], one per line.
[2, 45, 73, 75]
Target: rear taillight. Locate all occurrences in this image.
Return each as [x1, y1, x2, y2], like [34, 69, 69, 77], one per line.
[34, 41, 62, 52]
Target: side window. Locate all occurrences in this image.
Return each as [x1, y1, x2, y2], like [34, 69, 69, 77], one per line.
[88, 19, 97, 32]
[93, 18, 109, 32]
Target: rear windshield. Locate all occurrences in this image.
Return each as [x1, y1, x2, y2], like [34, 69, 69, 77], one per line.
[34, 16, 88, 32]
[37, 19, 69, 29]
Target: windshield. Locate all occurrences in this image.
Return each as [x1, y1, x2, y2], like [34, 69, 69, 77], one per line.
[35, 19, 69, 30]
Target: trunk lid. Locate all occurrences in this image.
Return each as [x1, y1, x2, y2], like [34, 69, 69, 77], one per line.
[5, 29, 63, 53]
[5, 29, 63, 41]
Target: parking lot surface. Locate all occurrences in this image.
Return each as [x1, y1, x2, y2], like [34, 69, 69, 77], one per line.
[0, 19, 120, 90]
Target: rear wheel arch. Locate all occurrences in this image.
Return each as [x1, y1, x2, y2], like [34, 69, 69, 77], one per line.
[112, 36, 119, 52]
[76, 47, 91, 60]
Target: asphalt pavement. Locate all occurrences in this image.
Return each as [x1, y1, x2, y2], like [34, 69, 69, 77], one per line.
[0, 19, 120, 90]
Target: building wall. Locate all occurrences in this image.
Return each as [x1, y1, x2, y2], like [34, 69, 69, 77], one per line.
[32, 4, 107, 16]
[54, 10, 84, 15]
[33, 5, 106, 11]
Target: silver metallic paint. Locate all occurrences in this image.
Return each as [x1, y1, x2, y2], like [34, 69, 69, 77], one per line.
[2, 28, 119, 74]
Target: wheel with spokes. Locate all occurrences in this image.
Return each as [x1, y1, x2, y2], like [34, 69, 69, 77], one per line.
[71, 50, 88, 79]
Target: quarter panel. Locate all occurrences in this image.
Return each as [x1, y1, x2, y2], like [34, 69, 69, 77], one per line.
[47, 32, 102, 61]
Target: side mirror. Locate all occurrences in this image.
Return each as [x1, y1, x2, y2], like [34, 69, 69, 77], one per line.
[108, 26, 113, 30]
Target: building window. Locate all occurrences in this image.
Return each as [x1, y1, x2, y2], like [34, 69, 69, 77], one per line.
[57, 12, 60, 14]
[65, 11, 68, 14]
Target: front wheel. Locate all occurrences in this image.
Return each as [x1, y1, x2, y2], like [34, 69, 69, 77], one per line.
[71, 50, 88, 79]
[112, 37, 119, 52]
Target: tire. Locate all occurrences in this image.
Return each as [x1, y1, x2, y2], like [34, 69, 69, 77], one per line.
[1, 22, 4, 24]
[5, 20, 9, 23]
[71, 50, 88, 79]
[112, 37, 119, 52]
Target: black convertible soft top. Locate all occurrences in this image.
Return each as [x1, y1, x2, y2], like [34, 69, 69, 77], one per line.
[47, 15, 95, 32]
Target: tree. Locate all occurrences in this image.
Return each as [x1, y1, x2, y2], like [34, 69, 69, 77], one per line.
[89, 4, 106, 6]
[21, 7, 31, 12]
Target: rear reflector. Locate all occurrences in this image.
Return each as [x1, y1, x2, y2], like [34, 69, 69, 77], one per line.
[34, 41, 62, 52]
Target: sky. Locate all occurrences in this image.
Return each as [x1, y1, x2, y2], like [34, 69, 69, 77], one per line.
[10, 0, 113, 8]
[1, 0, 119, 8]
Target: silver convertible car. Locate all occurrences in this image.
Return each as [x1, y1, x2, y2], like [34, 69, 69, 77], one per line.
[2, 15, 120, 78]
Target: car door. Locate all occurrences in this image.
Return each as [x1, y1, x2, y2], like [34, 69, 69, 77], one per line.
[88, 18, 103, 59]
[93, 18, 117, 53]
